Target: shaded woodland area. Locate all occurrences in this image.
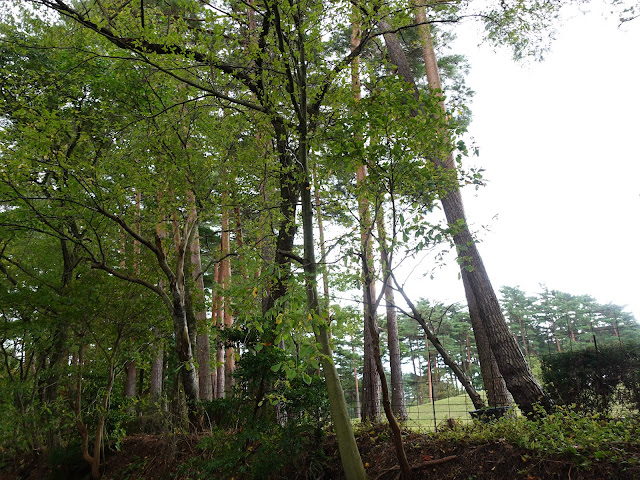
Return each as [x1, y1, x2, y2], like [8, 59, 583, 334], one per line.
[1, 1, 639, 479]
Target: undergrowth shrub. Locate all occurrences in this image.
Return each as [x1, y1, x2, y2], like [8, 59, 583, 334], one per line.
[185, 344, 330, 479]
[435, 405, 640, 468]
[541, 341, 640, 414]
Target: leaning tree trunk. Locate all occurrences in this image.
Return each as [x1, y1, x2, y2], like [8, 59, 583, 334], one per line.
[393, 276, 485, 410]
[380, 11, 551, 414]
[462, 274, 512, 406]
[415, 7, 547, 412]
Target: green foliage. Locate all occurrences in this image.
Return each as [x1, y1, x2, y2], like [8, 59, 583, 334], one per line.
[541, 342, 640, 415]
[435, 405, 640, 467]
[183, 420, 327, 480]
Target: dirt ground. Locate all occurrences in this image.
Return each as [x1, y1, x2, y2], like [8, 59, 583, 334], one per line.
[2, 425, 639, 480]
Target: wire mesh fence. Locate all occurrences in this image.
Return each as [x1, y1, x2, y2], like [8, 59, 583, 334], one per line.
[342, 323, 639, 429]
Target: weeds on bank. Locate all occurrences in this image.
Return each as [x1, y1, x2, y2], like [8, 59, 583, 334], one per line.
[433, 405, 640, 467]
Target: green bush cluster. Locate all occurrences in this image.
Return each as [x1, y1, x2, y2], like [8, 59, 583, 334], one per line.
[541, 341, 640, 414]
[182, 345, 330, 479]
[436, 405, 640, 467]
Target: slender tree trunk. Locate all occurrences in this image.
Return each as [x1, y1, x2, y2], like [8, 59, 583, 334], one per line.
[426, 347, 433, 403]
[362, 252, 412, 479]
[214, 259, 225, 398]
[352, 343, 361, 419]
[296, 23, 366, 478]
[210, 262, 220, 398]
[221, 191, 235, 394]
[409, 340, 421, 404]
[76, 346, 116, 480]
[159, 202, 202, 424]
[191, 225, 213, 401]
[313, 164, 330, 302]
[376, 211, 408, 420]
[352, 18, 381, 423]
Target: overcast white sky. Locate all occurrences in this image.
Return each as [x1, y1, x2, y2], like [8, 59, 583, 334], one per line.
[399, 5, 640, 319]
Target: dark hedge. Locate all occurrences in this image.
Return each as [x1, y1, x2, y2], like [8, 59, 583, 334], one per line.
[541, 341, 640, 414]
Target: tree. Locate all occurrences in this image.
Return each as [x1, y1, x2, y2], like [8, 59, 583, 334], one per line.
[380, 5, 551, 414]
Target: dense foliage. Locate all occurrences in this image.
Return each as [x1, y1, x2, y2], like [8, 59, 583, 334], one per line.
[0, 0, 638, 478]
[541, 342, 640, 415]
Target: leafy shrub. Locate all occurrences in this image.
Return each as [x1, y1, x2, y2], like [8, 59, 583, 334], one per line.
[435, 405, 640, 466]
[541, 341, 640, 414]
[181, 421, 327, 480]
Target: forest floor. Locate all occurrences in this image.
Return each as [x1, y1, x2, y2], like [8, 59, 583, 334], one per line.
[3, 421, 639, 480]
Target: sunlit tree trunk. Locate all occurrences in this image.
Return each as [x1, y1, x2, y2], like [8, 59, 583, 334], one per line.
[221, 190, 235, 394]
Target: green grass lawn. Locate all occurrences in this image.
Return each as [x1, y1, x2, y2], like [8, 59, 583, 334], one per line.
[405, 392, 489, 430]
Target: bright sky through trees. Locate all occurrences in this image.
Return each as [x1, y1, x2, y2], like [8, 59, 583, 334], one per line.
[406, 5, 640, 319]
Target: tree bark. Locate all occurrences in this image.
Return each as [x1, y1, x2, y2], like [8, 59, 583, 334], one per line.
[296, 20, 366, 477]
[353, 20, 381, 423]
[150, 329, 164, 402]
[221, 191, 235, 394]
[191, 224, 213, 401]
[380, 11, 550, 414]
[462, 274, 512, 406]
[376, 211, 408, 420]
[125, 362, 136, 399]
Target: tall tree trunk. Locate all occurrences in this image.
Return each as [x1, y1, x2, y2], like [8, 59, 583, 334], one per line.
[380, 11, 550, 414]
[313, 164, 330, 302]
[191, 224, 213, 401]
[353, 18, 381, 423]
[157, 202, 201, 425]
[221, 191, 235, 394]
[295, 21, 366, 478]
[376, 211, 408, 420]
[426, 347, 433, 403]
[150, 328, 164, 403]
[462, 275, 512, 406]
